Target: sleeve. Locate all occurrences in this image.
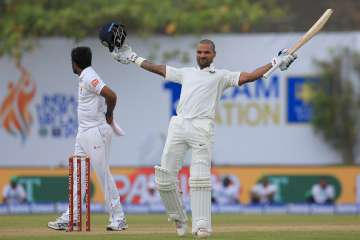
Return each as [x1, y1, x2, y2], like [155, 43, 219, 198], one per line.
[84, 77, 106, 95]
[2, 185, 9, 198]
[18, 185, 27, 199]
[222, 70, 241, 89]
[251, 184, 258, 193]
[269, 185, 277, 194]
[229, 185, 239, 196]
[327, 186, 335, 199]
[311, 185, 317, 197]
[165, 65, 183, 84]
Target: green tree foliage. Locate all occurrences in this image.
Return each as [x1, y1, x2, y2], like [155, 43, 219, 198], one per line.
[311, 48, 360, 164]
[0, 0, 283, 60]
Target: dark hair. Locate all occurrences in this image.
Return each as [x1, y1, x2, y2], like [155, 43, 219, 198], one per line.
[222, 176, 232, 187]
[199, 39, 216, 52]
[71, 46, 92, 69]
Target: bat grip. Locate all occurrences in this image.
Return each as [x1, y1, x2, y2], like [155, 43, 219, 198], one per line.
[263, 62, 280, 79]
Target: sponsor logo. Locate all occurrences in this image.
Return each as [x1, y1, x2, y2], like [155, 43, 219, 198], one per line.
[163, 77, 281, 126]
[0, 63, 36, 142]
[258, 175, 341, 203]
[287, 76, 317, 123]
[36, 94, 77, 138]
[4, 175, 94, 203]
[163, 81, 181, 117]
[113, 167, 241, 205]
[91, 79, 99, 88]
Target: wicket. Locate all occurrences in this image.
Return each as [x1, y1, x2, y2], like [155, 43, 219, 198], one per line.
[68, 156, 91, 232]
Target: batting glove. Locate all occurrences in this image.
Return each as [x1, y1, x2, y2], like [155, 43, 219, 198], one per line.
[272, 49, 297, 71]
[112, 44, 137, 64]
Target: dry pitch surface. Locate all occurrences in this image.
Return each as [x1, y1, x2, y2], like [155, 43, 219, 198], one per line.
[0, 214, 359, 240]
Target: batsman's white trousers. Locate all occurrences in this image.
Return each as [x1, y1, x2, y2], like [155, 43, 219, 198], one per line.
[160, 116, 214, 232]
[62, 124, 125, 222]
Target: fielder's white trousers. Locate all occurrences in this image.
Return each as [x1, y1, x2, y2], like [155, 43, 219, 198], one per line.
[161, 116, 214, 232]
[62, 124, 125, 222]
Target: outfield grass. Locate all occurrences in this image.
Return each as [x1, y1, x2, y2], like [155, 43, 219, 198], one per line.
[0, 214, 359, 239]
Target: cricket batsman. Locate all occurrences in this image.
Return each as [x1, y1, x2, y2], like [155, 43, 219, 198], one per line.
[48, 46, 127, 231]
[100, 22, 296, 238]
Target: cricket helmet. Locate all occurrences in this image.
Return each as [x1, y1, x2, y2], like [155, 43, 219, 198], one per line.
[99, 22, 127, 52]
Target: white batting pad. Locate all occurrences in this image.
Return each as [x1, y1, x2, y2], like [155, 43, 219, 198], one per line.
[154, 166, 188, 222]
[189, 177, 212, 233]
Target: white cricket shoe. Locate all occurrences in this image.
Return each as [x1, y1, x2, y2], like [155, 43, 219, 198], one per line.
[47, 217, 76, 231]
[194, 228, 211, 239]
[106, 219, 128, 231]
[175, 220, 188, 236]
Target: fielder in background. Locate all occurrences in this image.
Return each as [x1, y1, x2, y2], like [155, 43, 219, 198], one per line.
[100, 22, 296, 238]
[2, 176, 27, 205]
[250, 178, 278, 205]
[48, 46, 127, 231]
[307, 178, 335, 204]
[212, 176, 240, 205]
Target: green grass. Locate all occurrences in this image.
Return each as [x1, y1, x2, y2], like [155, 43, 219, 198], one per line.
[0, 214, 359, 240]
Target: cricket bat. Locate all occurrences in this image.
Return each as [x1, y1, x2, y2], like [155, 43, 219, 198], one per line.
[263, 9, 334, 79]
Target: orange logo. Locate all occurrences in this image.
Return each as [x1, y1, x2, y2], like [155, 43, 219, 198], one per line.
[91, 79, 99, 88]
[0, 62, 36, 141]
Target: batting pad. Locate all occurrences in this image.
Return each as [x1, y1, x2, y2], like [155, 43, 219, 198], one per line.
[189, 177, 212, 233]
[154, 166, 188, 222]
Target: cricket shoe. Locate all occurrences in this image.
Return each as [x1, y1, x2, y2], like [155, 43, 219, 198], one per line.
[106, 219, 128, 231]
[175, 220, 188, 236]
[194, 228, 211, 239]
[47, 217, 77, 231]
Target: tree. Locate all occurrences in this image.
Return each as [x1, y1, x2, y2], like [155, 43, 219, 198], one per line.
[0, 0, 284, 61]
[310, 48, 360, 164]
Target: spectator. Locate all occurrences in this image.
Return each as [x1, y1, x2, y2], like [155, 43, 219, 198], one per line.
[250, 178, 277, 204]
[307, 178, 335, 204]
[212, 175, 240, 205]
[2, 176, 27, 205]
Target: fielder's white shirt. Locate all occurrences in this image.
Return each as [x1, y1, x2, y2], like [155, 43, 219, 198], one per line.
[216, 184, 239, 205]
[78, 67, 106, 133]
[311, 184, 335, 204]
[165, 64, 240, 119]
[2, 184, 27, 204]
[251, 183, 277, 204]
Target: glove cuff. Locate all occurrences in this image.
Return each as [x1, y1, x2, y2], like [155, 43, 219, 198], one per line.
[134, 57, 146, 67]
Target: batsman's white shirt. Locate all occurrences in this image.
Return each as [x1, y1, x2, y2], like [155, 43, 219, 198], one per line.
[161, 64, 241, 233]
[78, 66, 106, 133]
[165, 64, 240, 119]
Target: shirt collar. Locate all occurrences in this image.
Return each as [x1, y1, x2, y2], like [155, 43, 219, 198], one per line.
[79, 66, 93, 80]
[196, 63, 216, 73]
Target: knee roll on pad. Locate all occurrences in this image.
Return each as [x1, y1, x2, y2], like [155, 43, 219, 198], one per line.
[154, 166, 187, 222]
[189, 177, 211, 189]
[154, 166, 177, 191]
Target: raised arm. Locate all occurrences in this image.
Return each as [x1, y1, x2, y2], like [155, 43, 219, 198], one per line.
[112, 44, 165, 77]
[238, 63, 272, 86]
[139, 60, 166, 77]
[238, 49, 297, 86]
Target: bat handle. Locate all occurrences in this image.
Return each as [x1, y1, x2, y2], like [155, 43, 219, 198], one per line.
[263, 62, 280, 79]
